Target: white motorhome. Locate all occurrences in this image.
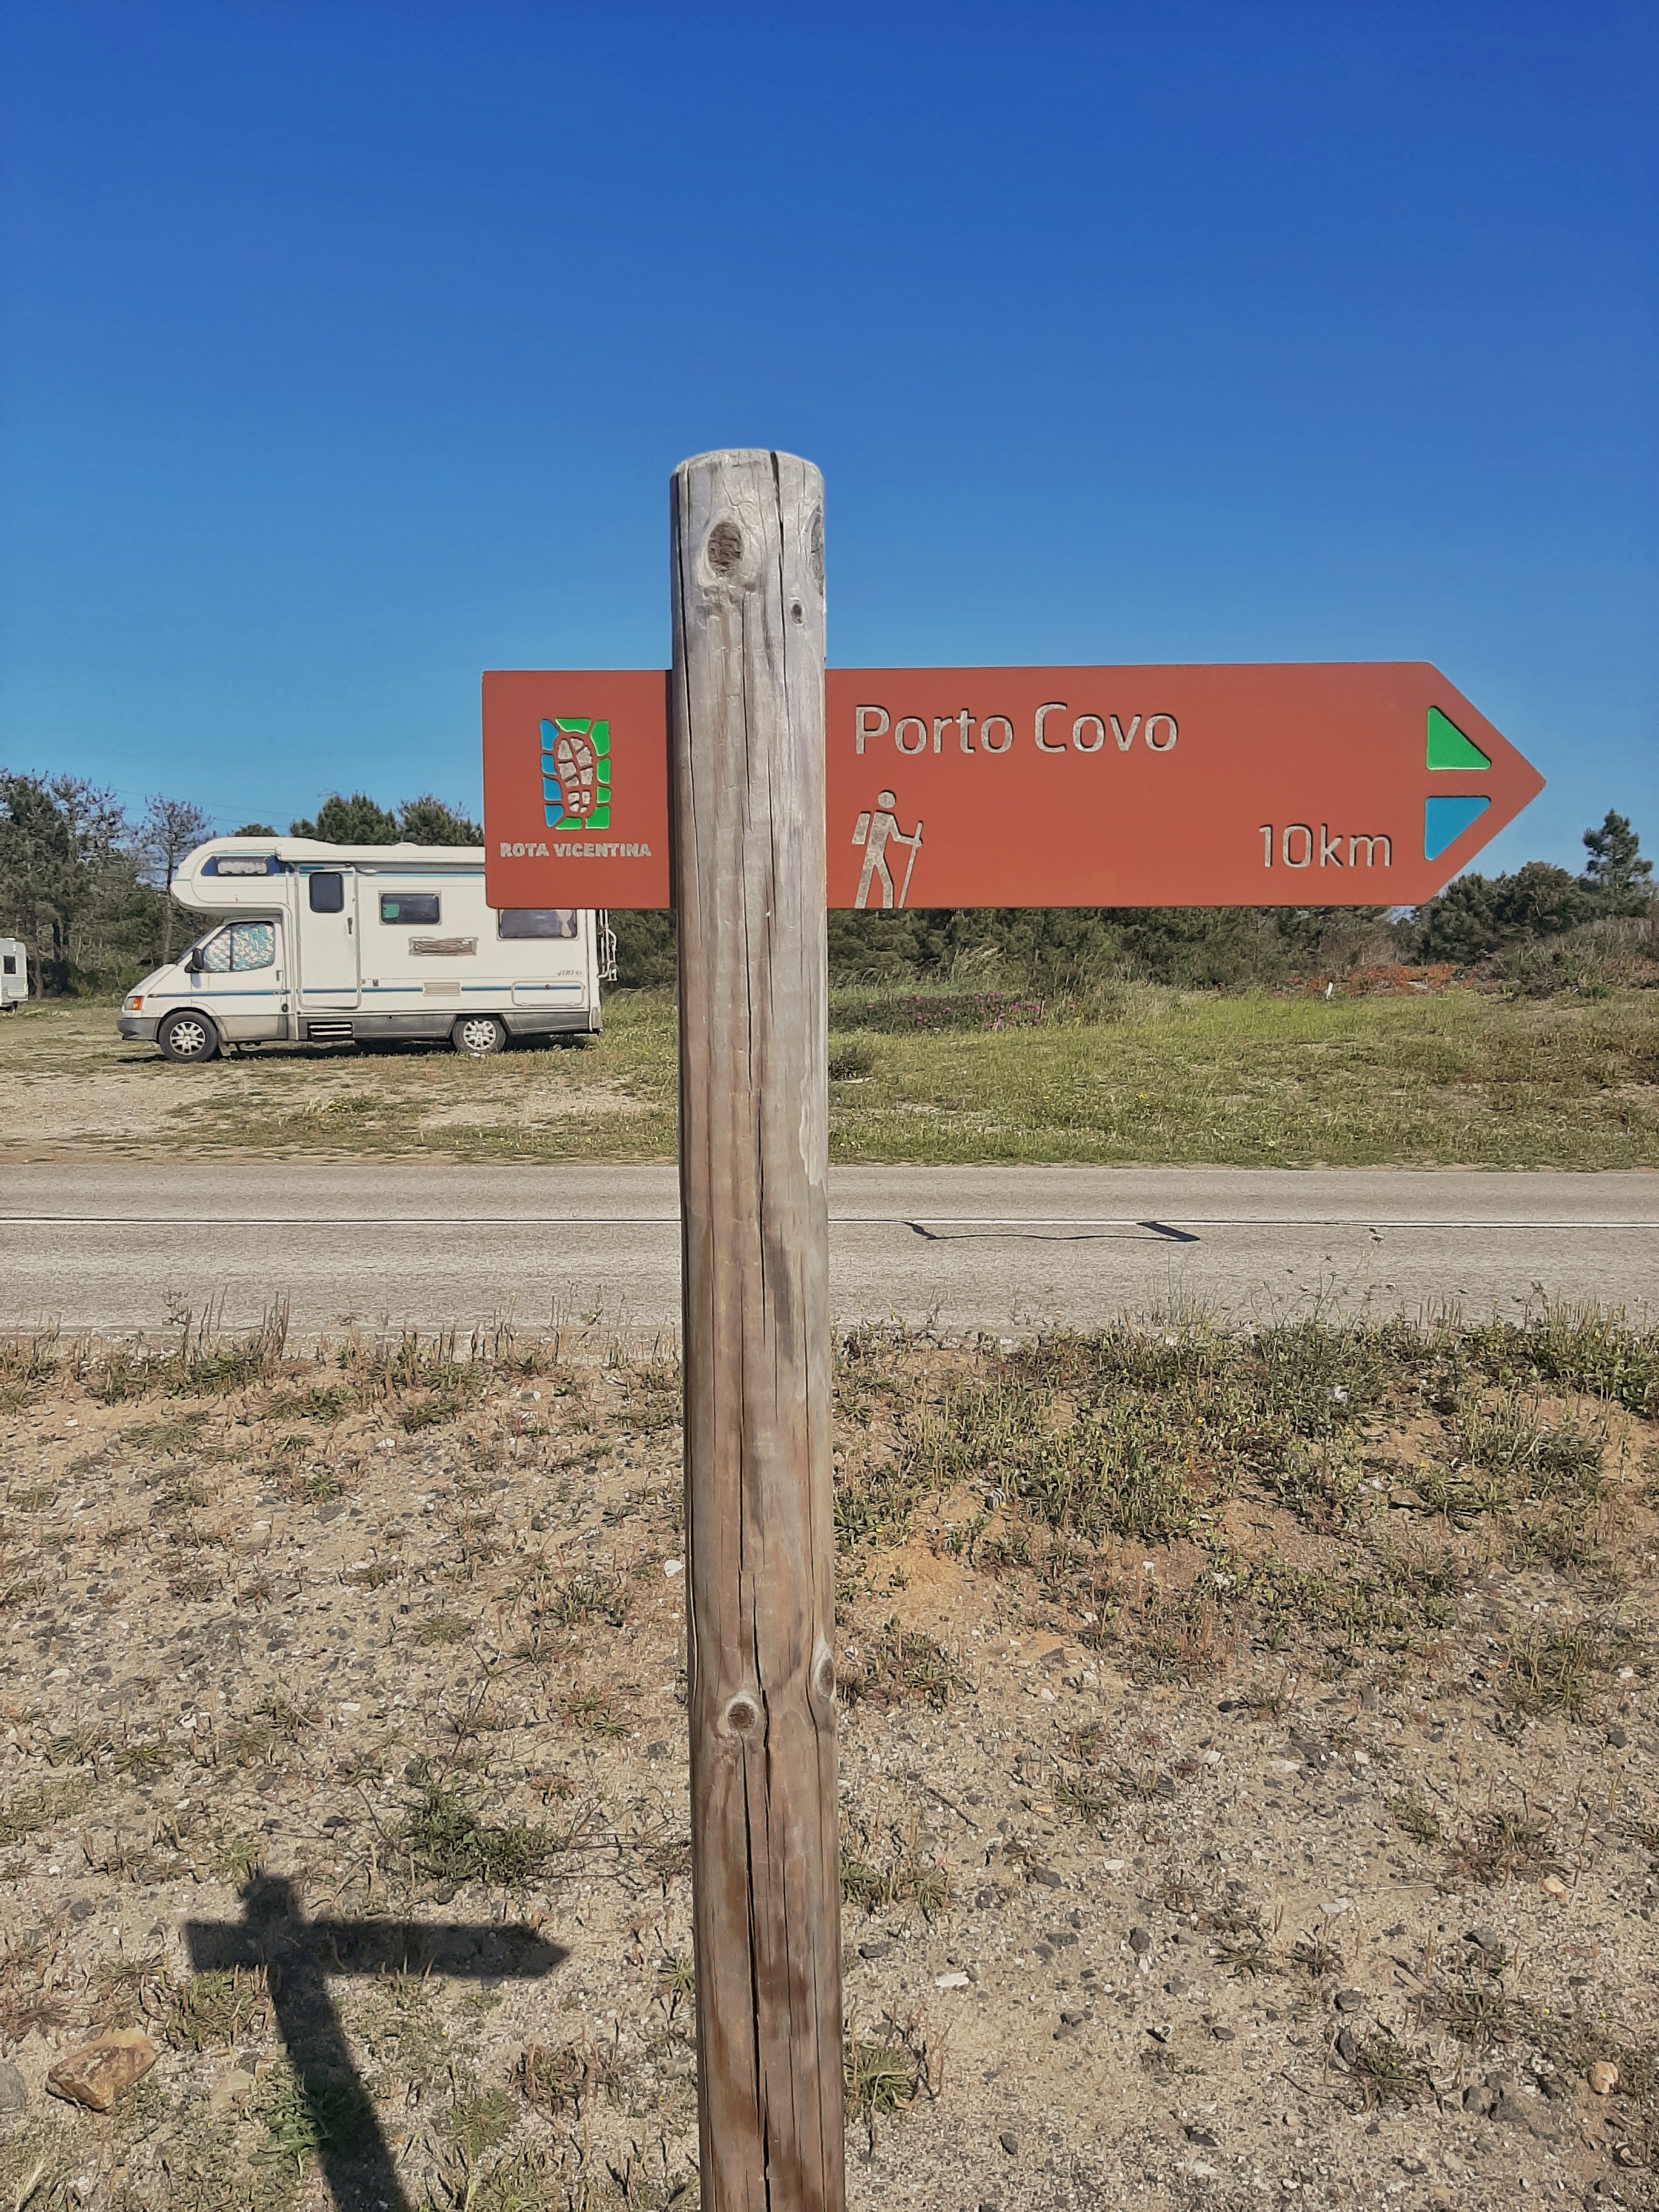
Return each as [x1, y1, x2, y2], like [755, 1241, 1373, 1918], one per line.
[117, 837, 614, 1063]
[1, 938, 26, 1010]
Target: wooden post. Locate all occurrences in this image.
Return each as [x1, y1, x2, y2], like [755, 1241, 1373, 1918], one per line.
[670, 450, 843, 2211]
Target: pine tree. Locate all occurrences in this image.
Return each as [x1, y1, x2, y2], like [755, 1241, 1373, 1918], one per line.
[396, 794, 482, 845]
[290, 793, 400, 844]
[1580, 811, 1653, 914]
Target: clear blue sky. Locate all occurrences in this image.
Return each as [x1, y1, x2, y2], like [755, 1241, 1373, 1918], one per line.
[2, 0, 1652, 874]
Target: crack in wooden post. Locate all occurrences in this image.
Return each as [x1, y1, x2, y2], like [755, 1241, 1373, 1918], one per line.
[671, 450, 843, 2212]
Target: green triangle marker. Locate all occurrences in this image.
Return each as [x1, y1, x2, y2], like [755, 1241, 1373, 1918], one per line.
[1427, 706, 1489, 771]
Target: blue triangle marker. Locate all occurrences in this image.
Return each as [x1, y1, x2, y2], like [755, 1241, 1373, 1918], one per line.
[1424, 794, 1490, 861]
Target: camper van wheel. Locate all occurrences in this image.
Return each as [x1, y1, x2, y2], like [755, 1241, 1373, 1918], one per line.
[452, 1014, 506, 1057]
[157, 1011, 219, 1064]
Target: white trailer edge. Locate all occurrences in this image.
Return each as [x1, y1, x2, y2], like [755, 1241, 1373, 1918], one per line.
[117, 837, 616, 1063]
[0, 938, 26, 1010]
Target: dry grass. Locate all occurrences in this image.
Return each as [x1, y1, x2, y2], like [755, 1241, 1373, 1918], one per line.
[0, 1300, 1655, 2211]
[7, 985, 1659, 1165]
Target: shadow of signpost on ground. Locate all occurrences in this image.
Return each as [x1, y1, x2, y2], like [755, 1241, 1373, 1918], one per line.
[187, 1875, 567, 2212]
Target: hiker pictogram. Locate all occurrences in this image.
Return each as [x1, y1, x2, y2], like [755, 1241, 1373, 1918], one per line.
[851, 790, 923, 910]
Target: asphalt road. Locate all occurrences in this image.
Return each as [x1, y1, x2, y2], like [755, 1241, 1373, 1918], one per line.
[1, 1163, 1654, 1335]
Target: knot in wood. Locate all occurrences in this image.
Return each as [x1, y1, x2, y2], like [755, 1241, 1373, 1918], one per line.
[812, 1649, 837, 1703]
[705, 519, 744, 578]
[723, 1694, 760, 1737]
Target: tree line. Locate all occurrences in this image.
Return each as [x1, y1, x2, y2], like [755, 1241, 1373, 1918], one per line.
[0, 770, 1649, 1000]
[0, 778, 479, 996]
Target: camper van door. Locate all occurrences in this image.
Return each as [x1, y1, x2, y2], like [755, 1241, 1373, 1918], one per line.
[298, 869, 360, 1008]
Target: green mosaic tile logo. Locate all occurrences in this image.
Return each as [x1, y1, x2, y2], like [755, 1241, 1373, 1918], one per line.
[541, 717, 611, 831]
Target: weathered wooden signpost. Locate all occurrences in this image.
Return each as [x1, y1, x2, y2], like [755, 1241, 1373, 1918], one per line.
[669, 452, 844, 2208]
[481, 447, 1546, 2211]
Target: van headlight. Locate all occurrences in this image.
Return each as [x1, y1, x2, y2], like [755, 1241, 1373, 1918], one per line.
[125, 995, 144, 1011]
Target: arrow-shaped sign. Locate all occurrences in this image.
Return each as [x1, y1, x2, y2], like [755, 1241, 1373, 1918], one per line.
[483, 662, 1543, 912]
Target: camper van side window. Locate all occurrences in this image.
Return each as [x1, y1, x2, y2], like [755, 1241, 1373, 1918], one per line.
[200, 933, 235, 973]
[380, 893, 441, 926]
[308, 873, 345, 913]
[231, 924, 276, 971]
[2, 957, 13, 976]
[498, 909, 578, 939]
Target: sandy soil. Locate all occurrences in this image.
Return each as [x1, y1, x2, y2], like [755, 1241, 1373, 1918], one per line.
[0, 1317, 1655, 2211]
[0, 1056, 648, 1163]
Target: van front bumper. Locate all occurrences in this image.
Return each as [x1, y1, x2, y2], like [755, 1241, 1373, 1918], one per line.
[118, 1014, 160, 1042]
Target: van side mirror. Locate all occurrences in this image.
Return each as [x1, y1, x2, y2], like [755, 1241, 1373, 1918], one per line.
[184, 948, 205, 973]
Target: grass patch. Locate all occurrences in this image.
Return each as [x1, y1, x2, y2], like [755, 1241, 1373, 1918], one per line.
[1388, 1793, 1443, 1846]
[394, 1767, 560, 1894]
[1054, 1773, 1114, 1821]
[844, 2017, 927, 2121]
[88, 1953, 168, 2029]
[542, 1569, 629, 1630]
[221, 1696, 315, 1764]
[1290, 1928, 1343, 1982]
[415, 1611, 473, 1647]
[0, 1778, 88, 1847]
[564, 1689, 629, 1739]
[1445, 1808, 1562, 1888]
[840, 1625, 963, 1709]
[1343, 2028, 1428, 2109]
[827, 1038, 879, 1082]
[517, 2038, 623, 2119]
[444, 2075, 516, 2159]
[1423, 1971, 1517, 2052]
[818, 986, 1659, 1169]
[1210, 1910, 1273, 1980]
[254, 2059, 374, 2176]
[840, 1818, 951, 1917]
[1507, 1617, 1643, 1720]
[170, 1965, 273, 2051]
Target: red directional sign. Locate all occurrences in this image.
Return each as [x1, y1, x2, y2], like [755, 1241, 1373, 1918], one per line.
[483, 663, 1543, 911]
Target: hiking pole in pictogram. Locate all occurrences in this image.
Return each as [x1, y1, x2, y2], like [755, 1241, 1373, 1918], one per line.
[898, 814, 923, 910]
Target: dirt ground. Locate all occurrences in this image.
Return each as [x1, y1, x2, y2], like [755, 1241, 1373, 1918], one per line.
[1, 1307, 1656, 2212]
[0, 1005, 665, 1165]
